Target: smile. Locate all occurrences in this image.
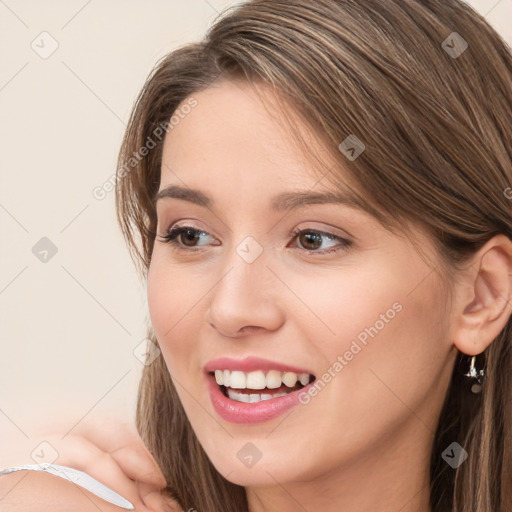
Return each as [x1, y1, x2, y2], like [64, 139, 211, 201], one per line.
[212, 369, 314, 403]
[203, 357, 317, 423]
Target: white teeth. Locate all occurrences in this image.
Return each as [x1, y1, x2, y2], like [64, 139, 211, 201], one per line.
[223, 369, 231, 387]
[212, 369, 312, 390]
[299, 373, 310, 386]
[266, 370, 282, 389]
[237, 393, 250, 403]
[229, 371, 246, 389]
[246, 370, 267, 389]
[282, 372, 298, 388]
[226, 388, 288, 403]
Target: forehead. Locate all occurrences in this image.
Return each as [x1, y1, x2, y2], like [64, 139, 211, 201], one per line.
[160, 79, 337, 192]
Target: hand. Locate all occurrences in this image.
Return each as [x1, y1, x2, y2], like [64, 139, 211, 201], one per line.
[0, 416, 183, 511]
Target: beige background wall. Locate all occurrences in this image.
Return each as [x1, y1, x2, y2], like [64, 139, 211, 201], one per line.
[1, 0, 511, 459]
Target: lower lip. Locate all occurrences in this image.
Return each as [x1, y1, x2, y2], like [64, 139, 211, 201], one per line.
[206, 373, 314, 424]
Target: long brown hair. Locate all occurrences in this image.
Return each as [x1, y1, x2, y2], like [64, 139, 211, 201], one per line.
[115, 1, 512, 510]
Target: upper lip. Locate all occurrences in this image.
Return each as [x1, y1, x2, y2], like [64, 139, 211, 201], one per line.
[203, 356, 315, 376]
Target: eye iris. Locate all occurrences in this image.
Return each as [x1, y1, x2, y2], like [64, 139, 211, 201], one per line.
[181, 229, 200, 246]
[300, 231, 322, 250]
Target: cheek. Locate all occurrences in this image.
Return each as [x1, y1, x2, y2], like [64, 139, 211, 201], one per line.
[285, 262, 406, 355]
[146, 257, 203, 374]
[293, 260, 448, 427]
[348, 288, 445, 436]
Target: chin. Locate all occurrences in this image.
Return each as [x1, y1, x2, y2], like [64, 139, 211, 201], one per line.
[203, 441, 322, 487]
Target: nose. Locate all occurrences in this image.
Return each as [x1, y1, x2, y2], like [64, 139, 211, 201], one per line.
[204, 244, 285, 338]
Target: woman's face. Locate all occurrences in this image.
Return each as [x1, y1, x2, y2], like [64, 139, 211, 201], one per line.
[147, 79, 456, 487]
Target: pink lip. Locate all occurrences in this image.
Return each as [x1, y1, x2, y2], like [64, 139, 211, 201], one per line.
[203, 356, 314, 375]
[203, 356, 316, 424]
[206, 373, 315, 424]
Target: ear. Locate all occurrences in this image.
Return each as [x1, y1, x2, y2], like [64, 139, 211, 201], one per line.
[451, 234, 512, 356]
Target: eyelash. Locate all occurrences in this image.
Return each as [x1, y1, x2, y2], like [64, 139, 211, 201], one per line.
[157, 225, 352, 255]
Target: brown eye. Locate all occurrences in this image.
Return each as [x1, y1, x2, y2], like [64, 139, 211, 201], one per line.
[158, 226, 214, 249]
[290, 228, 352, 255]
[179, 228, 201, 247]
[298, 231, 323, 250]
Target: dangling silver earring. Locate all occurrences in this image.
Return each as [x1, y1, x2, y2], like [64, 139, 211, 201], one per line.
[463, 355, 485, 394]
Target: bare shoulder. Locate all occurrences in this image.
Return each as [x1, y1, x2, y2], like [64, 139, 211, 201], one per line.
[0, 470, 131, 512]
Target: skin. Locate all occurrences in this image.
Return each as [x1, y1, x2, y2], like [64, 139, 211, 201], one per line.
[0, 416, 179, 511]
[147, 79, 512, 512]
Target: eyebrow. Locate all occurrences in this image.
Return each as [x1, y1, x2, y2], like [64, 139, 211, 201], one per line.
[153, 184, 364, 212]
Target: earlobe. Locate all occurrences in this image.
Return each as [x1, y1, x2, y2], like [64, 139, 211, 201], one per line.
[452, 235, 512, 357]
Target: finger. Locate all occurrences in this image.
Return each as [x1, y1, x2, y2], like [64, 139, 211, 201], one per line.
[71, 417, 167, 488]
[46, 434, 149, 511]
[36, 416, 167, 490]
[3, 417, 165, 510]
